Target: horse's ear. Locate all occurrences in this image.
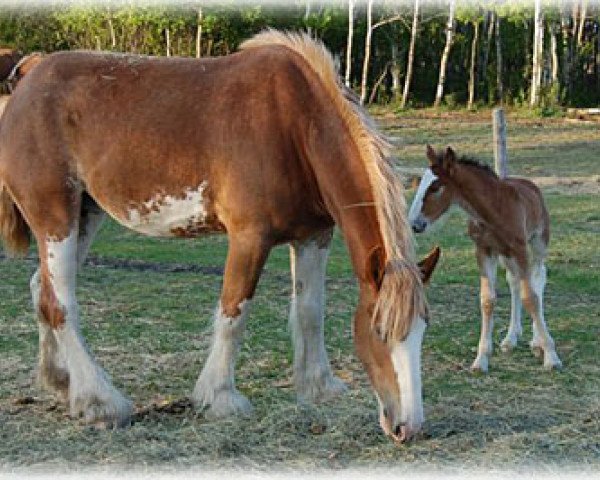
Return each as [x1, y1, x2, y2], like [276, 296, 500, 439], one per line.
[418, 246, 441, 285]
[366, 245, 385, 293]
[426, 145, 437, 166]
[443, 146, 457, 175]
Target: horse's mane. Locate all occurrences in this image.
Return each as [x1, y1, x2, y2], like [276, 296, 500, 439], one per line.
[457, 155, 498, 178]
[240, 30, 426, 342]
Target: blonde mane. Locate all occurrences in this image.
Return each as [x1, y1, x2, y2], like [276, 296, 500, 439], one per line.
[240, 30, 427, 341]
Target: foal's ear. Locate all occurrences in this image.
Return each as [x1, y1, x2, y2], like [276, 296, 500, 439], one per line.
[366, 245, 386, 292]
[426, 144, 438, 166]
[418, 246, 441, 285]
[442, 146, 457, 175]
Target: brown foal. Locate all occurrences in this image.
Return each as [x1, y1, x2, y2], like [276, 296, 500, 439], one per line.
[409, 146, 562, 372]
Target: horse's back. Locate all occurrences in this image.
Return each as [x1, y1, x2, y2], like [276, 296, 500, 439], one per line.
[0, 46, 336, 242]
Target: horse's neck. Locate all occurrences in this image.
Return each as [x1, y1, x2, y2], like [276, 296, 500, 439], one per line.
[453, 166, 503, 226]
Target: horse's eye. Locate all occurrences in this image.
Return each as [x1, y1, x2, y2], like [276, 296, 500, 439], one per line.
[428, 182, 441, 194]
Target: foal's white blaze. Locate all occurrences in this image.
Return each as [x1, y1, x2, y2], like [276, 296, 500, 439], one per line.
[47, 230, 131, 424]
[390, 317, 427, 433]
[408, 168, 438, 226]
[124, 182, 209, 237]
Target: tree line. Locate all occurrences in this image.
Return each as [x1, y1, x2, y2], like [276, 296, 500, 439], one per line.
[0, 1, 598, 110]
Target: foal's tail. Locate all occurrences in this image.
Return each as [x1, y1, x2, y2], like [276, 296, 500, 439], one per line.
[0, 182, 30, 257]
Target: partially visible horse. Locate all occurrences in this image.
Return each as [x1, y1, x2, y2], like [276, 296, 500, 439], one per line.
[0, 53, 45, 116]
[0, 31, 431, 442]
[0, 48, 22, 85]
[408, 146, 562, 372]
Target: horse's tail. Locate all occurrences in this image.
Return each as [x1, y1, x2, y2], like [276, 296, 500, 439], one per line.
[240, 30, 427, 342]
[0, 182, 30, 257]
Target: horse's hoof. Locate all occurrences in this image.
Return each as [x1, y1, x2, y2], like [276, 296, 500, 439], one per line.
[193, 387, 253, 419]
[296, 374, 347, 404]
[470, 357, 489, 374]
[500, 336, 518, 353]
[71, 391, 133, 429]
[543, 353, 563, 371]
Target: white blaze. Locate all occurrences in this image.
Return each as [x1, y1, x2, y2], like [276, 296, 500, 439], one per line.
[390, 317, 426, 431]
[408, 168, 438, 224]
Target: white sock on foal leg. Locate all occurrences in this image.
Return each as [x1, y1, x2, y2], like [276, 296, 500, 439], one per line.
[529, 262, 562, 369]
[500, 266, 523, 352]
[289, 238, 346, 403]
[192, 300, 252, 418]
[472, 255, 497, 373]
[46, 230, 132, 427]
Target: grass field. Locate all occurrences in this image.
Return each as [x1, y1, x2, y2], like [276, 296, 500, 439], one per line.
[0, 110, 598, 473]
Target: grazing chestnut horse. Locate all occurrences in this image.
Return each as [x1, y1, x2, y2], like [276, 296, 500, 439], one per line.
[0, 31, 430, 442]
[409, 146, 562, 372]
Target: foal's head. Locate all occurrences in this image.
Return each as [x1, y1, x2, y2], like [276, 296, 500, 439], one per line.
[408, 145, 460, 233]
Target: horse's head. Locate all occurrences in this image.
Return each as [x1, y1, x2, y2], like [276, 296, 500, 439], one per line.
[354, 245, 439, 443]
[408, 145, 458, 234]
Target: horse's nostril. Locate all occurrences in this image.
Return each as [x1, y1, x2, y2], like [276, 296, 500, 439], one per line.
[394, 424, 402, 437]
[383, 407, 389, 418]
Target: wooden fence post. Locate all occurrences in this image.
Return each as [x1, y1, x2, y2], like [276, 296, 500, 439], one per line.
[493, 107, 508, 178]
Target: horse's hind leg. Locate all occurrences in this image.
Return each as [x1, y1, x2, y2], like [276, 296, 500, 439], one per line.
[500, 259, 523, 352]
[33, 194, 105, 399]
[192, 232, 271, 418]
[28, 190, 130, 426]
[289, 229, 346, 403]
[525, 259, 562, 370]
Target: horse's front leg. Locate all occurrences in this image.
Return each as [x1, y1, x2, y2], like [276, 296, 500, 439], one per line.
[192, 231, 270, 418]
[471, 248, 498, 373]
[289, 228, 346, 404]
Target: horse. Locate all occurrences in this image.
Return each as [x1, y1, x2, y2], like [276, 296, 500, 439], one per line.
[0, 53, 45, 117]
[0, 31, 430, 443]
[0, 48, 22, 85]
[408, 146, 562, 373]
[5, 52, 45, 93]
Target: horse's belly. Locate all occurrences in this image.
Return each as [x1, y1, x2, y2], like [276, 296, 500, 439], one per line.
[114, 182, 221, 237]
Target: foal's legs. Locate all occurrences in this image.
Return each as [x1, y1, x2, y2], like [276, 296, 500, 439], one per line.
[525, 260, 562, 369]
[192, 232, 270, 418]
[500, 261, 523, 352]
[289, 229, 346, 403]
[33, 195, 105, 399]
[471, 249, 498, 373]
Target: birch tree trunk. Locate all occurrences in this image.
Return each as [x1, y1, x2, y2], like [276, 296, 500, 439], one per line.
[550, 23, 559, 86]
[530, 0, 544, 107]
[360, 0, 374, 105]
[468, 20, 480, 110]
[345, 0, 354, 88]
[401, 0, 420, 109]
[107, 7, 116, 49]
[165, 28, 171, 57]
[495, 14, 504, 104]
[434, 0, 456, 107]
[480, 10, 494, 84]
[305, 0, 312, 37]
[196, 8, 203, 58]
[391, 41, 401, 102]
[577, 0, 587, 47]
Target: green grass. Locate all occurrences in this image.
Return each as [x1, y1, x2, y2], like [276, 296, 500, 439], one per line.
[0, 110, 598, 472]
